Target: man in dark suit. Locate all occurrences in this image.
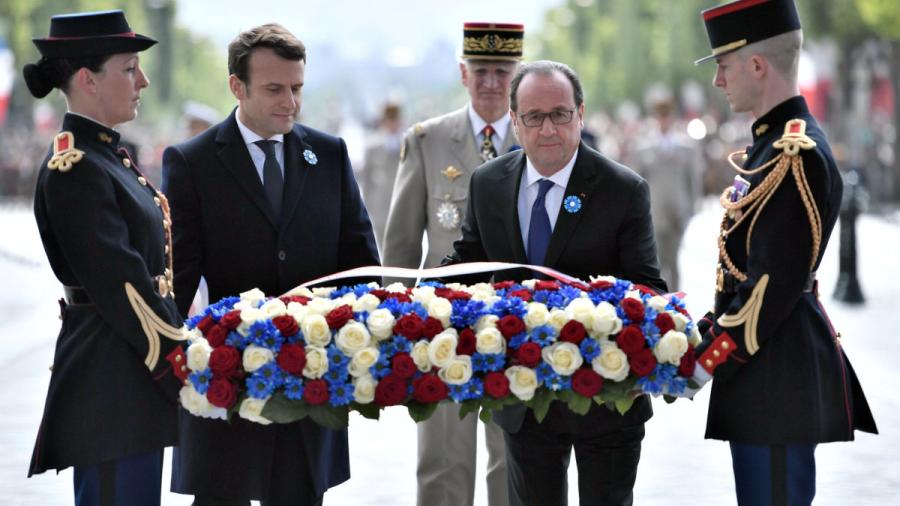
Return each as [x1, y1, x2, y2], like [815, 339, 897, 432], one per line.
[445, 60, 666, 506]
[161, 23, 379, 506]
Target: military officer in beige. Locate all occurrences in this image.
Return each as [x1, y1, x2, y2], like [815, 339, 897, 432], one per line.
[381, 22, 523, 506]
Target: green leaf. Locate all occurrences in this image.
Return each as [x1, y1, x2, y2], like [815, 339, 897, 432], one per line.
[352, 402, 381, 421]
[407, 402, 439, 423]
[260, 394, 310, 424]
[566, 393, 593, 415]
[479, 407, 494, 424]
[459, 400, 481, 420]
[663, 394, 677, 404]
[529, 389, 555, 423]
[308, 406, 350, 430]
[614, 397, 635, 416]
[557, 389, 574, 403]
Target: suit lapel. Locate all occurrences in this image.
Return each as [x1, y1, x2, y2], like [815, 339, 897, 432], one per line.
[279, 125, 310, 231]
[544, 143, 600, 267]
[496, 151, 529, 263]
[216, 112, 278, 229]
[450, 107, 487, 172]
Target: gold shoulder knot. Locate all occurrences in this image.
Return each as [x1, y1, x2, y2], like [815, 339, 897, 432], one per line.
[772, 119, 816, 156]
[48, 132, 85, 173]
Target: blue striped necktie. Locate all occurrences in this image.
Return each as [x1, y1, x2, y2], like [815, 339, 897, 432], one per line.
[527, 179, 555, 266]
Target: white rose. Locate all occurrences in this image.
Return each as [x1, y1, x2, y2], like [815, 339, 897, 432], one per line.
[428, 297, 453, 327]
[301, 314, 332, 347]
[591, 302, 623, 337]
[302, 346, 329, 379]
[565, 297, 595, 328]
[592, 342, 630, 382]
[240, 306, 265, 326]
[385, 282, 408, 293]
[672, 312, 690, 332]
[348, 347, 380, 377]
[412, 339, 432, 372]
[548, 308, 569, 330]
[444, 282, 464, 291]
[335, 321, 372, 355]
[521, 279, 537, 290]
[411, 286, 436, 306]
[306, 297, 335, 316]
[283, 286, 314, 298]
[242, 345, 273, 372]
[654, 330, 689, 365]
[286, 304, 310, 327]
[689, 323, 702, 347]
[238, 397, 273, 425]
[469, 282, 496, 301]
[335, 293, 358, 307]
[648, 295, 669, 312]
[475, 314, 499, 332]
[186, 338, 212, 371]
[260, 298, 287, 318]
[541, 342, 583, 376]
[505, 365, 539, 401]
[353, 374, 377, 404]
[524, 302, 550, 329]
[624, 290, 642, 301]
[311, 286, 335, 298]
[366, 308, 396, 341]
[183, 326, 202, 342]
[589, 274, 616, 284]
[475, 327, 506, 354]
[179, 386, 226, 419]
[438, 356, 473, 385]
[353, 293, 382, 313]
[428, 330, 458, 368]
[239, 287, 266, 306]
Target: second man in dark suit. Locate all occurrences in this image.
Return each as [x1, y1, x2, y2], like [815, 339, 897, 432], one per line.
[161, 23, 379, 506]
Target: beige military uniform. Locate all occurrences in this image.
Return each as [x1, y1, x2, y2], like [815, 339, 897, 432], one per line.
[382, 105, 517, 506]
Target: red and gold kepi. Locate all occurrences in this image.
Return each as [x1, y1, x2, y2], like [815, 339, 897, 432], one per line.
[462, 22, 524, 62]
[695, 0, 801, 65]
[32, 9, 157, 59]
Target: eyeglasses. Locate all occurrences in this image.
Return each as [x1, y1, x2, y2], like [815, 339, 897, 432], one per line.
[518, 109, 576, 128]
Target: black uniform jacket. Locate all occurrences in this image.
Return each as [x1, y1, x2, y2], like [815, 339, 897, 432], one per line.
[696, 96, 878, 444]
[161, 110, 379, 499]
[30, 113, 185, 475]
[445, 141, 667, 433]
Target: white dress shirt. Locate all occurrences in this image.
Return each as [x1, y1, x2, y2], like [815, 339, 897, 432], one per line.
[467, 104, 511, 153]
[235, 109, 285, 182]
[517, 151, 579, 247]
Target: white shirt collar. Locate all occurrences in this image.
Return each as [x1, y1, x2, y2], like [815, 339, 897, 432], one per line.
[467, 103, 510, 144]
[524, 149, 578, 190]
[235, 107, 285, 145]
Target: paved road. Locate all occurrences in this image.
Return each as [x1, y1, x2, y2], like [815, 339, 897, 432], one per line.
[1, 199, 897, 505]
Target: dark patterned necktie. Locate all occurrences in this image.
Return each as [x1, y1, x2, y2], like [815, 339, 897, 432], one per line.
[254, 140, 284, 217]
[481, 125, 498, 162]
[527, 179, 555, 266]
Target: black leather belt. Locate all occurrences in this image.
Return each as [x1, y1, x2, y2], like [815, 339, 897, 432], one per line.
[720, 271, 816, 294]
[64, 277, 172, 306]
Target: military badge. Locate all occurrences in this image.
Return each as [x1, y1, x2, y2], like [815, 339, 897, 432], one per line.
[442, 165, 462, 181]
[48, 131, 85, 173]
[754, 123, 769, 137]
[563, 195, 582, 214]
[303, 149, 318, 165]
[98, 132, 114, 143]
[436, 201, 461, 230]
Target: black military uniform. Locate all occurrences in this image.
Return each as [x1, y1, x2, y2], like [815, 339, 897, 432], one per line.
[24, 11, 187, 500]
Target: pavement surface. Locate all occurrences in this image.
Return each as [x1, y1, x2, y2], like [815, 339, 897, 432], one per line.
[1, 197, 897, 505]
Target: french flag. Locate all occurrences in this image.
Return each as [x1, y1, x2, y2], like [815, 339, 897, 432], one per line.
[0, 38, 13, 127]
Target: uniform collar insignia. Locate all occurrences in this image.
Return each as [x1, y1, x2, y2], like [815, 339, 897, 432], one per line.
[98, 132, 114, 143]
[754, 124, 769, 137]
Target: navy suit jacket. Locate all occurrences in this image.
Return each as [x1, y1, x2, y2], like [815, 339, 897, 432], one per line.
[446, 142, 667, 433]
[162, 110, 379, 499]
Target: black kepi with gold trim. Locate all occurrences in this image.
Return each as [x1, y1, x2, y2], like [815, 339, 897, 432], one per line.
[695, 0, 800, 65]
[462, 22, 524, 61]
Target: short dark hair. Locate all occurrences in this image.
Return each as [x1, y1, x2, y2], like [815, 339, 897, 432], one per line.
[509, 60, 583, 113]
[228, 23, 306, 84]
[23, 55, 112, 98]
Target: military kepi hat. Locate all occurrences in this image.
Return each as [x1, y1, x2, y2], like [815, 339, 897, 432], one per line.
[695, 0, 801, 64]
[462, 22, 524, 62]
[32, 10, 157, 59]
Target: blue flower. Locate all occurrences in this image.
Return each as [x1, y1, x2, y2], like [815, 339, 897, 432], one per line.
[352, 284, 375, 296]
[580, 338, 601, 361]
[545, 292, 568, 310]
[327, 345, 350, 370]
[283, 376, 305, 400]
[450, 299, 487, 328]
[246, 363, 283, 399]
[665, 376, 688, 396]
[472, 352, 506, 372]
[530, 325, 558, 347]
[535, 362, 556, 384]
[225, 330, 249, 350]
[508, 332, 528, 349]
[558, 285, 581, 304]
[563, 195, 582, 213]
[185, 314, 205, 330]
[636, 364, 678, 396]
[489, 297, 527, 318]
[449, 378, 484, 402]
[189, 368, 212, 395]
[249, 321, 283, 352]
[545, 373, 572, 391]
[303, 149, 318, 165]
[325, 366, 349, 385]
[418, 280, 446, 289]
[328, 381, 355, 406]
[370, 353, 392, 379]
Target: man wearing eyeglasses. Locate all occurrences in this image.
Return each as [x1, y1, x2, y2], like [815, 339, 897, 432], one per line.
[382, 22, 524, 506]
[445, 60, 666, 505]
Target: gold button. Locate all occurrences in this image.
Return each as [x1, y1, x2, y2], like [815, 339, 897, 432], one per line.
[123, 158, 131, 168]
[154, 196, 161, 207]
[137, 176, 147, 186]
[713, 350, 721, 358]
[175, 355, 182, 362]
[704, 359, 713, 367]
[165, 245, 170, 254]
[180, 365, 187, 372]
[163, 219, 170, 229]
[721, 341, 730, 350]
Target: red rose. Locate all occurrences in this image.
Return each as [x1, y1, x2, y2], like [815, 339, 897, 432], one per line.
[196, 315, 215, 334]
[276, 343, 307, 375]
[572, 368, 604, 397]
[559, 320, 587, 345]
[392, 353, 417, 379]
[621, 298, 645, 322]
[674, 304, 690, 317]
[387, 292, 412, 303]
[655, 313, 675, 335]
[303, 379, 330, 405]
[325, 305, 354, 329]
[629, 348, 657, 377]
[412, 374, 448, 403]
[374, 374, 408, 406]
[272, 315, 299, 337]
[590, 280, 613, 290]
[219, 310, 242, 331]
[616, 325, 646, 354]
[206, 378, 237, 408]
[456, 328, 477, 355]
[569, 281, 591, 291]
[483, 371, 510, 399]
[369, 289, 388, 300]
[422, 317, 444, 339]
[535, 280, 560, 291]
[394, 313, 424, 340]
[208, 346, 241, 377]
[508, 289, 532, 302]
[434, 287, 453, 299]
[280, 295, 310, 305]
[517, 342, 541, 368]
[206, 324, 228, 348]
[449, 290, 472, 301]
[678, 345, 696, 377]
[634, 284, 658, 297]
[498, 315, 526, 339]
[493, 281, 515, 290]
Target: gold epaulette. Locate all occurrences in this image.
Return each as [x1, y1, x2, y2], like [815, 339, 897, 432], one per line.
[773, 119, 816, 156]
[47, 132, 85, 173]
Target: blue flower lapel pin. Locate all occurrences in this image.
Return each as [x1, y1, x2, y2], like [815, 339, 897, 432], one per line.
[563, 195, 582, 214]
[303, 149, 318, 165]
